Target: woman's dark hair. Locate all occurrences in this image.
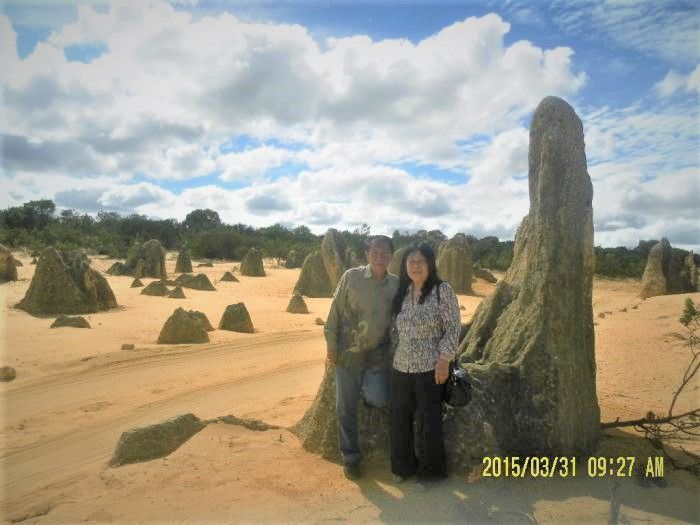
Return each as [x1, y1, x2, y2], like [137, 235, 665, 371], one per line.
[391, 242, 442, 316]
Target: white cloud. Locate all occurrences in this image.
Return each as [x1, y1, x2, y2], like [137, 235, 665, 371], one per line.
[654, 65, 700, 97]
[218, 145, 298, 181]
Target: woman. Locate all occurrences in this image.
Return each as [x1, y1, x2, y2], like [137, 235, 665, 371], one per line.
[390, 242, 461, 483]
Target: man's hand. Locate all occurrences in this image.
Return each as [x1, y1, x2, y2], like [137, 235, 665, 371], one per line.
[327, 351, 337, 364]
[434, 357, 449, 385]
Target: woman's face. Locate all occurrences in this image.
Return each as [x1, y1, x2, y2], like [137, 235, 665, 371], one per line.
[406, 251, 429, 285]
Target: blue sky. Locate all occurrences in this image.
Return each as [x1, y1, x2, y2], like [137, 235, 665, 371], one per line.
[1, 0, 698, 249]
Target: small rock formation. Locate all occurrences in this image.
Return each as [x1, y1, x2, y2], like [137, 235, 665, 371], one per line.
[684, 252, 700, 292]
[168, 286, 186, 299]
[388, 246, 409, 276]
[240, 248, 265, 277]
[141, 281, 170, 297]
[109, 413, 206, 466]
[121, 343, 135, 350]
[0, 243, 19, 282]
[474, 267, 497, 283]
[218, 303, 255, 333]
[436, 234, 474, 294]
[457, 96, 600, 456]
[130, 278, 144, 288]
[285, 249, 304, 269]
[314, 317, 325, 326]
[175, 250, 193, 273]
[50, 315, 91, 329]
[286, 294, 309, 314]
[640, 238, 696, 298]
[130, 239, 167, 279]
[157, 308, 211, 344]
[174, 273, 216, 291]
[0, 366, 16, 382]
[220, 271, 238, 282]
[106, 261, 130, 276]
[320, 229, 347, 289]
[293, 251, 334, 298]
[16, 248, 117, 315]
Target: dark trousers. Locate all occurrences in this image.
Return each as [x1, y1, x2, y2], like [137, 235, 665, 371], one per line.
[390, 368, 447, 479]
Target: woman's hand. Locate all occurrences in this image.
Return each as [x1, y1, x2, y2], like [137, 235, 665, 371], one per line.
[435, 357, 449, 385]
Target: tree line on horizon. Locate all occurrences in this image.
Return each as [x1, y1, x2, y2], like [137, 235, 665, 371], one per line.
[0, 199, 682, 279]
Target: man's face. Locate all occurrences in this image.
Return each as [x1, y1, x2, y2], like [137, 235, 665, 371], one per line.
[366, 242, 392, 276]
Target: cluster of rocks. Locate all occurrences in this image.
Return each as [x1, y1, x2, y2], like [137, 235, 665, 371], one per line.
[16, 247, 118, 316]
[293, 229, 355, 298]
[292, 97, 602, 467]
[157, 303, 255, 344]
[107, 239, 167, 279]
[640, 239, 699, 299]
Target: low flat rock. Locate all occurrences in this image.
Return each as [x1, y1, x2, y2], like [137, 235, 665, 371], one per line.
[141, 281, 170, 296]
[109, 413, 206, 466]
[0, 366, 16, 382]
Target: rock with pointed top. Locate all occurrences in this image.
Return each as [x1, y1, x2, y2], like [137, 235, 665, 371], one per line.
[16, 247, 117, 315]
[51, 315, 91, 328]
[141, 281, 170, 297]
[240, 248, 265, 277]
[220, 271, 238, 282]
[320, 229, 347, 289]
[168, 286, 186, 299]
[218, 303, 255, 333]
[293, 251, 334, 298]
[286, 294, 309, 314]
[125, 239, 167, 279]
[456, 96, 600, 457]
[131, 278, 144, 288]
[157, 308, 210, 344]
[640, 239, 671, 299]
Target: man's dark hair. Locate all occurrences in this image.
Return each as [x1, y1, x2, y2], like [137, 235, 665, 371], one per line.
[364, 235, 394, 253]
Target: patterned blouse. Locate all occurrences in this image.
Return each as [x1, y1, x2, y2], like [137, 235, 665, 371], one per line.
[392, 281, 461, 373]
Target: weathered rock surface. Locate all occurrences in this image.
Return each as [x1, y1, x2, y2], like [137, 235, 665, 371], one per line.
[50, 315, 91, 328]
[640, 239, 697, 298]
[684, 252, 700, 292]
[129, 239, 167, 279]
[175, 250, 193, 273]
[106, 261, 131, 276]
[16, 248, 117, 315]
[175, 273, 216, 291]
[240, 248, 265, 277]
[220, 271, 238, 282]
[0, 366, 17, 382]
[130, 278, 144, 288]
[157, 308, 210, 344]
[436, 234, 474, 294]
[109, 414, 206, 466]
[314, 317, 325, 326]
[168, 285, 186, 299]
[388, 246, 409, 276]
[141, 281, 170, 297]
[285, 249, 305, 269]
[320, 229, 347, 289]
[456, 96, 600, 456]
[218, 303, 255, 333]
[286, 294, 309, 314]
[0, 244, 18, 282]
[293, 251, 334, 298]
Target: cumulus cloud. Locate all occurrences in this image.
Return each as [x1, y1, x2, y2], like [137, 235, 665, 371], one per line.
[218, 145, 298, 181]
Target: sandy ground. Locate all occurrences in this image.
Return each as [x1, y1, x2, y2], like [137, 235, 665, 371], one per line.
[1, 252, 698, 524]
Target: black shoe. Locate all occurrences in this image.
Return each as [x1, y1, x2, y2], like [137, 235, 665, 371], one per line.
[343, 463, 361, 480]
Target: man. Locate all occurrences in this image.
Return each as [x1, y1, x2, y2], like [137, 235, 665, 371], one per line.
[325, 234, 399, 480]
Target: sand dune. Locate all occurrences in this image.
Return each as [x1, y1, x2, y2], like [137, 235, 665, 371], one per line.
[1, 253, 698, 523]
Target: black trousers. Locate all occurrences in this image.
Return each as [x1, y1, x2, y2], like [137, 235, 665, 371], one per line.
[390, 368, 447, 479]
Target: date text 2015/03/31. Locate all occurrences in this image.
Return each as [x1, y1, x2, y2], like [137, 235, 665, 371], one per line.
[481, 456, 665, 478]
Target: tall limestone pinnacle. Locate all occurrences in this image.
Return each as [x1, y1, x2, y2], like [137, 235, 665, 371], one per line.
[458, 96, 600, 455]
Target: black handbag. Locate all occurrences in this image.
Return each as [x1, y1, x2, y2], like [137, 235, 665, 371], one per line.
[442, 361, 471, 407]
